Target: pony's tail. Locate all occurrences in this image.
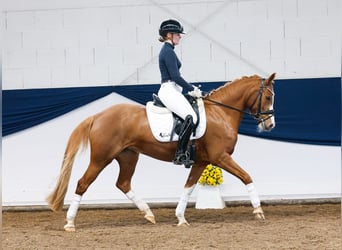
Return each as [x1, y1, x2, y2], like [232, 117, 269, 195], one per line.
[46, 116, 94, 212]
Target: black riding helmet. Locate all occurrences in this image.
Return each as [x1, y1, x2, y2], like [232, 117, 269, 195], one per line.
[159, 19, 185, 37]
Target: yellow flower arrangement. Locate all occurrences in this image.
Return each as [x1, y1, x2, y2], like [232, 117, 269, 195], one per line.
[198, 164, 224, 186]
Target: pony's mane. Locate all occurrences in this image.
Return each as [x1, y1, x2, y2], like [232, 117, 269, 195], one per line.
[207, 75, 261, 99]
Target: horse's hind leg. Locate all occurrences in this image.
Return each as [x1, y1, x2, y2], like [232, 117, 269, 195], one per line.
[116, 149, 156, 224]
[64, 160, 109, 231]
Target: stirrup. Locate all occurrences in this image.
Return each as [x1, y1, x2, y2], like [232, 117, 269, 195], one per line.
[173, 152, 194, 168]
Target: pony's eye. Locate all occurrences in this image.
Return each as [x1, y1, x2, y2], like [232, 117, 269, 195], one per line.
[265, 96, 271, 101]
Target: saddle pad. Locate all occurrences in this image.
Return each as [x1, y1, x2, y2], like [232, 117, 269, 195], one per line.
[146, 98, 207, 142]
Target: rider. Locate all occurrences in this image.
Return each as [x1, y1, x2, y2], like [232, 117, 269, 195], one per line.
[157, 19, 202, 166]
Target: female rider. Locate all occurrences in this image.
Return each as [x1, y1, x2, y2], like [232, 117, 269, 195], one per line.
[157, 19, 202, 167]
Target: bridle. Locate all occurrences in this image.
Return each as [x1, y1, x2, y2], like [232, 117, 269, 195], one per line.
[203, 79, 275, 123]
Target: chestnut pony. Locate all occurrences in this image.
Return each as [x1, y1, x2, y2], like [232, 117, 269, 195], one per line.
[47, 73, 276, 231]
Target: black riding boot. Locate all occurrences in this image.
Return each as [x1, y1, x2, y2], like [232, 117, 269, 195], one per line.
[173, 115, 195, 167]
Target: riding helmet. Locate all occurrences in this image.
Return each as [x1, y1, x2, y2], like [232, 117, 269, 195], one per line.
[159, 19, 185, 37]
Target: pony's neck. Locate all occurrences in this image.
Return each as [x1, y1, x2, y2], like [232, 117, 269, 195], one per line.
[209, 75, 259, 111]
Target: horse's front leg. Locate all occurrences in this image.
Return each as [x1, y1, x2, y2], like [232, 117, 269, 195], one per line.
[176, 165, 205, 226]
[214, 153, 265, 221]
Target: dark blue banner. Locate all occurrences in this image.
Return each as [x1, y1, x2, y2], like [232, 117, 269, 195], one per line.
[3, 86, 113, 136]
[2, 77, 341, 146]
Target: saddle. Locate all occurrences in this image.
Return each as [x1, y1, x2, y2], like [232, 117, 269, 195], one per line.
[145, 94, 207, 143]
[152, 94, 200, 138]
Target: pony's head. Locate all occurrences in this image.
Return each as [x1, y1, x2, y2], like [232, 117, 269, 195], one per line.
[249, 73, 276, 132]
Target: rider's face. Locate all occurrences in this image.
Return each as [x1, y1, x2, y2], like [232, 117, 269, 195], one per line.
[167, 33, 181, 45]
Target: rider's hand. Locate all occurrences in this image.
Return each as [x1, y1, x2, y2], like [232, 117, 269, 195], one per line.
[188, 86, 203, 98]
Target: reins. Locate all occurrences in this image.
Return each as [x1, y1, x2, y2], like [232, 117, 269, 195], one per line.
[203, 96, 253, 116]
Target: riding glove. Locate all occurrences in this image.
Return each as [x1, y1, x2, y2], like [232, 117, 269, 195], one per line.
[188, 86, 203, 98]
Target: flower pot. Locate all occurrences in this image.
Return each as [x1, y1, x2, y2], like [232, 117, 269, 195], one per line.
[195, 185, 225, 209]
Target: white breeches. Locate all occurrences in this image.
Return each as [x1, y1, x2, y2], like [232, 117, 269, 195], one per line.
[158, 81, 198, 124]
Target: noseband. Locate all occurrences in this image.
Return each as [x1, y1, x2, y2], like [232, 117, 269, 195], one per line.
[203, 79, 275, 123]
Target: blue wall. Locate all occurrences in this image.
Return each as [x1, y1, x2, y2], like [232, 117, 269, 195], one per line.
[3, 77, 341, 146]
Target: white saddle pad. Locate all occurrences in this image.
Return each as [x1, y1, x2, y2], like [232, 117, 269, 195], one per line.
[146, 98, 207, 142]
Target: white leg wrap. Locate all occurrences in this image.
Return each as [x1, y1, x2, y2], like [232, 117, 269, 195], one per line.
[126, 190, 155, 223]
[126, 190, 150, 212]
[66, 194, 82, 220]
[246, 183, 261, 208]
[175, 185, 195, 218]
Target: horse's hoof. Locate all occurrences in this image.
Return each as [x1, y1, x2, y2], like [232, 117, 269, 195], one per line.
[145, 215, 156, 224]
[64, 225, 76, 232]
[253, 206, 266, 221]
[254, 212, 265, 221]
[64, 220, 76, 231]
[177, 221, 190, 227]
[177, 216, 190, 226]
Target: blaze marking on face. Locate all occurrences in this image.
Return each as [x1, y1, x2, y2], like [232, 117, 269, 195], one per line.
[269, 103, 275, 127]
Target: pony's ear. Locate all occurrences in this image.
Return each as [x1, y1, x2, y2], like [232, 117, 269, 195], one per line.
[267, 73, 276, 84]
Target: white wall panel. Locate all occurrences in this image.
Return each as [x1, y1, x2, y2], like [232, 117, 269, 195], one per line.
[327, 0, 341, 16]
[301, 37, 331, 57]
[254, 20, 284, 40]
[5, 49, 36, 68]
[50, 29, 79, 49]
[298, 0, 328, 17]
[5, 11, 35, 31]
[109, 63, 138, 84]
[23, 67, 51, 88]
[270, 38, 286, 59]
[282, 0, 298, 18]
[225, 19, 258, 41]
[2, 69, 24, 88]
[23, 30, 52, 49]
[226, 58, 262, 80]
[51, 66, 80, 86]
[241, 39, 271, 59]
[237, 0, 268, 19]
[122, 44, 152, 65]
[79, 65, 109, 85]
[284, 38, 300, 58]
[181, 35, 211, 62]
[94, 46, 123, 65]
[121, 5, 151, 26]
[210, 41, 240, 62]
[3, 0, 340, 88]
[37, 48, 65, 67]
[65, 47, 91, 66]
[79, 28, 108, 48]
[35, 10, 63, 30]
[108, 25, 137, 46]
[183, 61, 226, 83]
[266, 0, 283, 19]
[137, 24, 160, 46]
[3, 31, 22, 50]
[136, 62, 160, 84]
[63, 9, 91, 30]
